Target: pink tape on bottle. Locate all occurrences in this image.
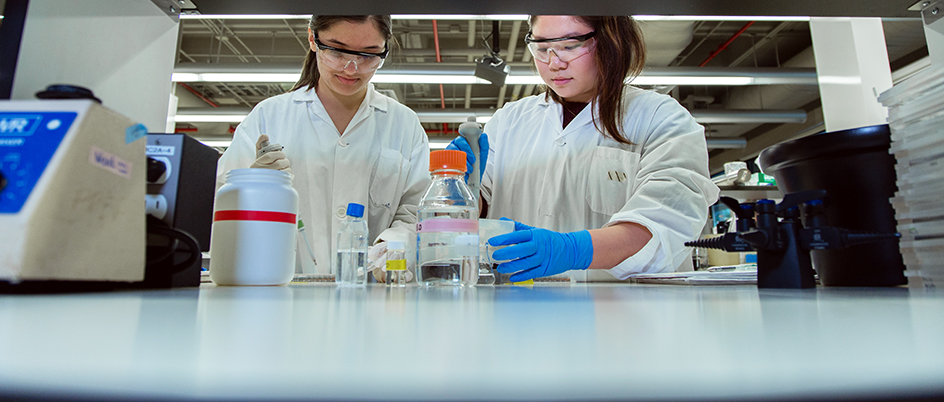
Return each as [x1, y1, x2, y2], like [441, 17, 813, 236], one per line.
[417, 218, 479, 233]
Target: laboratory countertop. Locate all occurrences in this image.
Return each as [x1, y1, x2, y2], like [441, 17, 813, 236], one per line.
[1, 283, 943, 401]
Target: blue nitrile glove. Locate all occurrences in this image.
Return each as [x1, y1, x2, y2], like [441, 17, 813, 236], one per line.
[446, 134, 489, 183]
[488, 218, 594, 282]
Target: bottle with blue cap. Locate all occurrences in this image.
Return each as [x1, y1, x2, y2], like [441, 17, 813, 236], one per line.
[336, 202, 368, 286]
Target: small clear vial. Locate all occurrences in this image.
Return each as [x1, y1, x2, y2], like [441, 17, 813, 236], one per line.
[385, 241, 408, 287]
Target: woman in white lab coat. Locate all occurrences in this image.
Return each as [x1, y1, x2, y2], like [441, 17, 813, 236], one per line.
[217, 15, 429, 274]
[451, 16, 719, 282]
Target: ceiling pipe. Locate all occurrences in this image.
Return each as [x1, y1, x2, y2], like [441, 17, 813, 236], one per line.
[179, 83, 219, 107]
[711, 46, 820, 140]
[432, 20, 445, 109]
[705, 138, 747, 149]
[431, 19, 449, 134]
[691, 109, 807, 124]
[699, 21, 755, 67]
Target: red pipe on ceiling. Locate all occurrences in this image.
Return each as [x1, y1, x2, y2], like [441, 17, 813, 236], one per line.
[432, 20, 449, 133]
[179, 83, 219, 108]
[699, 21, 756, 67]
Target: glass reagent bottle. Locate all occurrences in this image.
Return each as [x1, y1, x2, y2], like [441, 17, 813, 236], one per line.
[336, 202, 368, 286]
[417, 150, 479, 286]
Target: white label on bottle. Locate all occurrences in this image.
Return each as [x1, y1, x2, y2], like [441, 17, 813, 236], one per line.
[454, 235, 479, 257]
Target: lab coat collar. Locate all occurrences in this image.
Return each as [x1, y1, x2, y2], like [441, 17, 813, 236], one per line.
[538, 95, 598, 131]
[290, 83, 389, 114]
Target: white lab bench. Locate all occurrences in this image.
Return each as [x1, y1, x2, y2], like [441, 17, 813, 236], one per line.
[1, 282, 943, 401]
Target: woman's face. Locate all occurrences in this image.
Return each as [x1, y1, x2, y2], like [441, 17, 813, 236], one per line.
[531, 16, 599, 103]
[309, 20, 386, 99]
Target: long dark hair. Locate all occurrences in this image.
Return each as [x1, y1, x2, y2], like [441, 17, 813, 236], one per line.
[290, 15, 393, 92]
[530, 16, 646, 144]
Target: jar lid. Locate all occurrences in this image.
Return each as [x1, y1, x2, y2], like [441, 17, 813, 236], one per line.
[346, 203, 365, 218]
[430, 150, 466, 172]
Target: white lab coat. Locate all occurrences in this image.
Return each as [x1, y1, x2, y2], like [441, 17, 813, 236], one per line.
[482, 86, 719, 279]
[217, 84, 430, 274]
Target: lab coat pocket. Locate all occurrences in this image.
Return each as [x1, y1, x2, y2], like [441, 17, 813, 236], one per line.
[586, 147, 639, 216]
[368, 149, 407, 210]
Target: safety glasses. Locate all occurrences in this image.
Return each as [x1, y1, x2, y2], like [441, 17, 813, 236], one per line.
[314, 37, 389, 72]
[524, 31, 596, 63]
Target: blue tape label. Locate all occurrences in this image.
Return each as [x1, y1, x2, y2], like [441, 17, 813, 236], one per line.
[125, 123, 148, 144]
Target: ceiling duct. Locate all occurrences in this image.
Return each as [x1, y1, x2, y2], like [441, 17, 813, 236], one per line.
[172, 62, 818, 86]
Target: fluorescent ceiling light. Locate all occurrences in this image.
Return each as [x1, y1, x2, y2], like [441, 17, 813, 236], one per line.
[194, 137, 740, 150]
[633, 15, 810, 21]
[180, 14, 529, 21]
[176, 109, 801, 125]
[632, 76, 755, 86]
[173, 73, 764, 86]
[180, 14, 310, 20]
[178, 14, 813, 22]
[414, 110, 493, 124]
[171, 73, 301, 83]
[173, 64, 816, 86]
[175, 114, 246, 123]
[392, 14, 529, 21]
[198, 140, 233, 147]
[504, 76, 545, 85]
[177, 14, 913, 23]
[818, 76, 864, 85]
[371, 74, 485, 84]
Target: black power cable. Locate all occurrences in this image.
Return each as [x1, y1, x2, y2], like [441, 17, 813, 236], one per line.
[146, 216, 200, 276]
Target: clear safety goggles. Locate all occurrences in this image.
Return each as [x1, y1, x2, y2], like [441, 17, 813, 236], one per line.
[314, 37, 389, 72]
[524, 31, 596, 63]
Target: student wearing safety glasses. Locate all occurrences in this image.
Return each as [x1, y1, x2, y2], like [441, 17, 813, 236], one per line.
[217, 15, 429, 276]
[449, 16, 719, 282]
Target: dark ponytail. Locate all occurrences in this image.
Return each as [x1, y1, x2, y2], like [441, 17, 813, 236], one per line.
[290, 15, 393, 92]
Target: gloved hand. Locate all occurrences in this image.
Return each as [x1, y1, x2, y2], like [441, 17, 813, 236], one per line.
[446, 133, 489, 183]
[251, 134, 292, 174]
[489, 218, 594, 282]
[368, 242, 388, 274]
[369, 241, 415, 283]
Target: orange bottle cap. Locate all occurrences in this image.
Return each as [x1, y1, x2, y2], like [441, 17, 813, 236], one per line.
[429, 149, 466, 172]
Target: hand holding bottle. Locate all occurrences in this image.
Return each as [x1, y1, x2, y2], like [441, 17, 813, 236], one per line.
[488, 218, 594, 282]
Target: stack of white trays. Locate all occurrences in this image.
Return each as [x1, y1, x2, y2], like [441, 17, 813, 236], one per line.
[879, 66, 944, 290]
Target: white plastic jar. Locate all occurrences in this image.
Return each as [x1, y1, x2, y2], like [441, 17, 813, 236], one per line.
[210, 168, 298, 286]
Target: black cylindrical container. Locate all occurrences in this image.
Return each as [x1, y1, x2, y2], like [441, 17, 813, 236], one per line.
[758, 124, 905, 287]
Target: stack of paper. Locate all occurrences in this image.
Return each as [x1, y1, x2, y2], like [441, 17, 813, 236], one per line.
[879, 66, 944, 290]
[629, 266, 757, 285]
